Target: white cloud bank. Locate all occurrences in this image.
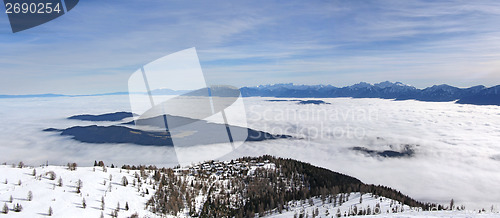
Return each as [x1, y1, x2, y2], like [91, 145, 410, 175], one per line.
[0, 95, 499, 210]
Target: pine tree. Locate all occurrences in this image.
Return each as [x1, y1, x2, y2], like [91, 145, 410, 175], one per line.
[48, 171, 56, 180]
[8, 195, 12, 203]
[375, 202, 381, 215]
[67, 162, 77, 171]
[82, 198, 86, 209]
[450, 199, 454, 210]
[27, 190, 33, 201]
[32, 168, 36, 176]
[101, 196, 105, 210]
[48, 206, 53, 216]
[122, 176, 128, 186]
[57, 177, 63, 187]
[13, 203, 22, 212]
[76, 179, 83, 193]
[116, 202, 120, 211]
[125, 202, 129, 211]
[2, 203, 8, 214]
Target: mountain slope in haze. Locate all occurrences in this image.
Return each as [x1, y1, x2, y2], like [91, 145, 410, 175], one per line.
[68, 112, 135, 121]
[44, 124, 291, 146]
[456, 85, 500, 105]
[44, 113, 292, 146]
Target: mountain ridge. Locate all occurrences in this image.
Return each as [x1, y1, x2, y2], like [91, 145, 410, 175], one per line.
[240, 81, 500, 106]
[1, 81, 498, 106]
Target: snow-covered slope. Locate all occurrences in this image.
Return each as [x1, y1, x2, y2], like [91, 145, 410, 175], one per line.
[0, 165, 156, 218]
[265, 193, 500, 218]
[2, 164, 500, 217]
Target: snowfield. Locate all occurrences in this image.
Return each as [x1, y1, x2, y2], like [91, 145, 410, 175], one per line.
[1, 165, 500, 217]
[265, 193, 500, 218]
[0, 165, 156, 218]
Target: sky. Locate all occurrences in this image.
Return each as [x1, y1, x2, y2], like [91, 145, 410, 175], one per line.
[1, 0, 500, 94]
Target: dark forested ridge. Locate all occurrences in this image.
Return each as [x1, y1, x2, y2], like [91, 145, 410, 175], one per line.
[351, 145, 415, 158]
[142, 155, 441, 217]
[68, 112, 134, 121]
[44, 124, 291, 146]
[44, 125, 175, 146]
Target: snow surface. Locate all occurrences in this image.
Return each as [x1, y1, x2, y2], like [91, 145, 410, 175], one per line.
[2, 164, 499, 217]
[0, 165, 156, 218]
[265, 193, 500, 218]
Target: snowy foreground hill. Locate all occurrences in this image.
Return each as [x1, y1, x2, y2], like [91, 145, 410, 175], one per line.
[266, 194, 500, 218]
[1, 157, 500, 218]
[0, 164, 156, 218]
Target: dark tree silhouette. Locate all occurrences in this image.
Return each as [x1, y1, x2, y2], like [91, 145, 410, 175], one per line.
[2, 203, 8, 214]
[27, 191, 33, 201]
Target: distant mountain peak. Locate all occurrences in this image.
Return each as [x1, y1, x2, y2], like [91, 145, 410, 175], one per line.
[374, 81, 411, 88]
[349, 82, 373, 89]
[429, 84, 458, 89]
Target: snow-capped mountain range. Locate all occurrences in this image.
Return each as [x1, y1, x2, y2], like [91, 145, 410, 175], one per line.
[240, 81, 500, 106]
[1, 81, 498, 106]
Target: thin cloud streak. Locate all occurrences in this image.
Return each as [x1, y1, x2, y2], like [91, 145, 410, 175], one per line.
[0, 0, 499, 94]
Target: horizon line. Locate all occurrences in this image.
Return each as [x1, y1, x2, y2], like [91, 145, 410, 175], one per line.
[0, 81, 499, 97]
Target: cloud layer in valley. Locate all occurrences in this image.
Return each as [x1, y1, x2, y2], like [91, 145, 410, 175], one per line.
[0, 95, 499, 210]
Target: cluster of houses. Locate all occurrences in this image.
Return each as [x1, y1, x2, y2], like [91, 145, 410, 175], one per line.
[174, 159, 276, 178]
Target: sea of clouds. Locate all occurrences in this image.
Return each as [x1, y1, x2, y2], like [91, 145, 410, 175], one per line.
[0, 95, 499, 209]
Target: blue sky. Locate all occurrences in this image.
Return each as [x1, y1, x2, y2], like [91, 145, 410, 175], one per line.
[1, 0, 500, 94]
